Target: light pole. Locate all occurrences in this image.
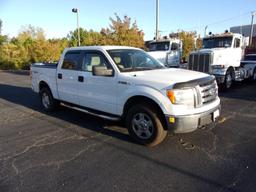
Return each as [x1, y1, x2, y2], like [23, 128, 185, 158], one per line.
[204, 25, 208, 37]
[249, 11, 256, 47]
[155, 0, 159, 41]
[72, 8, 80, 46]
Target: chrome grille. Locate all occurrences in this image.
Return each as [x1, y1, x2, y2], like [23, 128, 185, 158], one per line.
[196, 78, 218, 106]
[188, 53, 212, 73]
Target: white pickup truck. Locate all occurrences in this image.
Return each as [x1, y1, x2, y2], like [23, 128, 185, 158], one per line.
[31, 46, 220, 146]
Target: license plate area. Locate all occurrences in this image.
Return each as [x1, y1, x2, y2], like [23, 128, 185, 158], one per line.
[213, 109, 220, 121]
[199, 109, 220, 126]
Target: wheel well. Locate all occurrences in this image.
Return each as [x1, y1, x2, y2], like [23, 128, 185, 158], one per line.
[39, 81, 50, 91]
[123, 96, 167, 130]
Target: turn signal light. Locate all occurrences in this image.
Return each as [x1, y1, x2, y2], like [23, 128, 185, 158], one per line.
[166, 90, 175, 103]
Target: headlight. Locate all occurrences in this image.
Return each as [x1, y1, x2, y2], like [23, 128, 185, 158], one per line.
[212, 65, 225, 69]
[166, 88, 195, 107]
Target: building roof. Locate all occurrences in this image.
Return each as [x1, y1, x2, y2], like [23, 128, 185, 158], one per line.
[230, 24, 256, 37]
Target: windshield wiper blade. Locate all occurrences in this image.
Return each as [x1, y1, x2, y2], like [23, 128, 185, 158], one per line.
[133, 67, 155, 71]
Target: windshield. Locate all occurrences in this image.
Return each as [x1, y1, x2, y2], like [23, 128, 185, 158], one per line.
[107, 49, 166, 72]
[244, 55, 256, 61]
[203, 37, 233, 49]
[149, 41, 170, 51]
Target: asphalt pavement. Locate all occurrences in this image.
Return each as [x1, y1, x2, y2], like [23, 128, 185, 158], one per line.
[0, 71, 256, 192]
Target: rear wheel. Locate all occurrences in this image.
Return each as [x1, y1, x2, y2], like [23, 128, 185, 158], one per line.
[39, 88, 59, 112]
[126, 104, 167, 147]
[250, 68, 256, 82]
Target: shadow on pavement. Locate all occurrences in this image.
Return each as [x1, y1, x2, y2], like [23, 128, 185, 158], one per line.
[219, 81, 256, 102]
[0, 83, 132, 144]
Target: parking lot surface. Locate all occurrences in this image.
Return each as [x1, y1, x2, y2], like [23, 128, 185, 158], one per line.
[0, 71, 256, 192]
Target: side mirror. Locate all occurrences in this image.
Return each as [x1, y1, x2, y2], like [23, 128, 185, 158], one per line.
[224, 43, 230, 48]
[92, 66, 114, 77]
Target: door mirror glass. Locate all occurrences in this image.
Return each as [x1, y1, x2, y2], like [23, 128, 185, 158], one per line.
[224, 43, 230, 48]
[92, 66, 114, 76]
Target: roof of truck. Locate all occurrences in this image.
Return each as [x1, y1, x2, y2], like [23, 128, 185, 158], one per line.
[204, 32, 242, 39]
[65, 46, 141, 52]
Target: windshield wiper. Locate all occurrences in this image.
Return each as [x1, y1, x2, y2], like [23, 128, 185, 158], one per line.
[133, 67, 156, 71]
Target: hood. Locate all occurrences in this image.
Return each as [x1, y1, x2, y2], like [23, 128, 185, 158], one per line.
[121, 68, 209, 90]
[194, 48, 234, 66]
[196, 48, 232, 55]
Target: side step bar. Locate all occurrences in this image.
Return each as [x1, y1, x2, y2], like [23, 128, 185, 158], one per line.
[61, 103, 120, 121]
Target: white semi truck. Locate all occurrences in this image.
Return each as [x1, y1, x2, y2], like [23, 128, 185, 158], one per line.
[188, 32, 256, 89]
[147, 38, 183, 68]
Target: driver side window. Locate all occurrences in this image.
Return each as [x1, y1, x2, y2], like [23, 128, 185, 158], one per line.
[234, 38, 241, 48]
[81, 53, 109, 72]
[171, 43, 179, 51]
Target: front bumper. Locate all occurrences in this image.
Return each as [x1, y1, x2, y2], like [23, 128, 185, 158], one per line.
[165, 105, 221, 133]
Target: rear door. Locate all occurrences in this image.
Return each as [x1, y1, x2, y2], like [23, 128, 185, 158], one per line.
[77, 50, 117, 114]
[57, 51, 82, 105]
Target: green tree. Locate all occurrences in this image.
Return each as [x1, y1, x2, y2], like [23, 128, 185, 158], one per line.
[103, 14, 144, 48]
[0, 25, 68, 69]
[68, 28, 102, 46]
[0, 19, 8, 45]
[196, 35, 203, 50]
[0, 19, 2, 34]
[179, 31, 197, 59]
[68, 14, 144, 48]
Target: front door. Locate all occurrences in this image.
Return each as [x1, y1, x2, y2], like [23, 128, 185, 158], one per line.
[77, 51, 117, 115]
[232, 38, 243, 67]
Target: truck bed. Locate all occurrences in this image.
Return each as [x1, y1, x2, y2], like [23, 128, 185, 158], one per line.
[30, 63, 58, 96]
[31, 62, 58, 68]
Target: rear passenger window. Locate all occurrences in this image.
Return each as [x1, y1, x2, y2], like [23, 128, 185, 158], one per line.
[62, 52, 81, 70]
[81, 53, 110, 72]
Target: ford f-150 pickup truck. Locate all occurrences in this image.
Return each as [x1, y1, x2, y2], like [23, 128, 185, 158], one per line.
[31, 46, 221, 146]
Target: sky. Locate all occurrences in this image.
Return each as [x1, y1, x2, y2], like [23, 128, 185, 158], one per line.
[0, 0, 255, 40]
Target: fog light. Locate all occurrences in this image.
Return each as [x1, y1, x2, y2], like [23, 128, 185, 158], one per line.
[169, 117, 175, 123]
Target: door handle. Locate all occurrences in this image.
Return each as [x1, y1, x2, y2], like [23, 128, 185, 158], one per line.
[58, 73, 62, 79]
[78, 76, 84, 82]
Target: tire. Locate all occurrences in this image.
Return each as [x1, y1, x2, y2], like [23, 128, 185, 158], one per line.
[39, 87, 59, 112]
[125, 104, 167, 147]
[250, 68, 256, 82]
[221, 70, 232, 90]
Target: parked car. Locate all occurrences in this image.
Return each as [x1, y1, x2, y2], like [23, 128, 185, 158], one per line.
[31, 46, 220, 146]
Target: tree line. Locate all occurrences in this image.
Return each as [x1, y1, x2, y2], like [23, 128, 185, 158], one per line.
[0, 14, 201, 70]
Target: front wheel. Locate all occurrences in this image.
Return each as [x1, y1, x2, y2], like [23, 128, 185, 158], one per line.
[221, 70, 232, 90]
[126, 104, 167, 147]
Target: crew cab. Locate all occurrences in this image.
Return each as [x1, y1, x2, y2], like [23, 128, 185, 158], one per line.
[31, 46, 221, 146]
